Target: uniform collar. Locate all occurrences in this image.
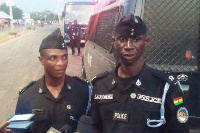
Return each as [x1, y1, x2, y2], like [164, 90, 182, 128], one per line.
[37, 75, 72, 101]
[107, 64, 148, 92]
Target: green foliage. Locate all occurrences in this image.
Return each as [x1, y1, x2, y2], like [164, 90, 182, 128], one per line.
[0, 3, 23, 19]
[30, 11, 59, 21]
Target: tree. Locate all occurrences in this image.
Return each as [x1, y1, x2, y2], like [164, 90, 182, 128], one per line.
[30, 11, 59, 21]
[0, 3, 23, 19]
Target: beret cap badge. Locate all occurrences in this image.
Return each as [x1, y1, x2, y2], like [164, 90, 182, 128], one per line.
[114, 14, 147, 37]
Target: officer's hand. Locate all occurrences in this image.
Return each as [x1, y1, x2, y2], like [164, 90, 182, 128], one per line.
[59, 125, 73, 133]
[77, 115, 97, 133]
[0, 121, 13, 133]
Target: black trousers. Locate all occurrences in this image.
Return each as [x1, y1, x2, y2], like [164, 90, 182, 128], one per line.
[70, 38, 81, 55]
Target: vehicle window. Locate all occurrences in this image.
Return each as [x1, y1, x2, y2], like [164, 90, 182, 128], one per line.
[92, 7, 119, 50]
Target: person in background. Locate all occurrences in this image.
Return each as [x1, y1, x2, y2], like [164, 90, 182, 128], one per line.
[78, 14, 189, 133]
[66, 22, 75, 55]
[73, 20, 81, 56]
[15, 28, 90, 133]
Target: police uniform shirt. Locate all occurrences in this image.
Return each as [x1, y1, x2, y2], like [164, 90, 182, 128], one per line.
[15, 75, 89, 133]
[89, 64, 189, 133]
[66, 27, 74, 39]
[73, 25, 81, 39]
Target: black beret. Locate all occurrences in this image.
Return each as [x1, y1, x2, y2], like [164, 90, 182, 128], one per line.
[115, 15, 147, 38]
[39, 28, 66, 52]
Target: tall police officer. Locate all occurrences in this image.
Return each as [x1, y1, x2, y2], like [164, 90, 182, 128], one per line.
[78, 15, 189, 133]
[15, 28, 90, 133]
[66, 22, 75, 55]
[73, 20, 81, 55]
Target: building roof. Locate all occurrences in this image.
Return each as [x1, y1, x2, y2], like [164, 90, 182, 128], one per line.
[0, 11, 10, 19]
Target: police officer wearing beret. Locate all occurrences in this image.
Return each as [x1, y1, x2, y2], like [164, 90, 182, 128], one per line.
[78, 15, 189, 133]
[15, 28, 90, 133]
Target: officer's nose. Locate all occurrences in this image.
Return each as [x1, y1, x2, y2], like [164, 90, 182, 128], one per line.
[124, 39, 135, 49]
[56, 58, 66, 66]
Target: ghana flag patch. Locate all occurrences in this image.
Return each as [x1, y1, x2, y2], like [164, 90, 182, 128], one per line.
[173, 97, 183, 106]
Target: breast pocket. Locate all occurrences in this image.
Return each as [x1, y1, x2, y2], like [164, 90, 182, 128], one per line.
[32, 110, 49, 121]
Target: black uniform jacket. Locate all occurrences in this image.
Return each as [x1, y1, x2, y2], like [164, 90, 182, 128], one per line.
[15, 75, 89, 133]
[90, 64, 189, 133]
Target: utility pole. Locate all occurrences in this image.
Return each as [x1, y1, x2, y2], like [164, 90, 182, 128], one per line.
[6, 0, 14, 32]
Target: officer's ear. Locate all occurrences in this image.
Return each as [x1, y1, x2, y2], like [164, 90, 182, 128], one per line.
[145, 37, 149, 46]
[38, 56, 44, 66]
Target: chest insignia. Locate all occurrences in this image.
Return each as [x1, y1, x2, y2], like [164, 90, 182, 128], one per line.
[67, 84, 71, 90]
[66, 105, 71, 110]
[113, 111, 129, 122]
[137, 94, 162, 104]
[136, 79, 141, 86]
[39, 88, 43, 94]
[94, 94, 113, 100]
[112, 78, 115, 85]
[130, 93, 137, 99]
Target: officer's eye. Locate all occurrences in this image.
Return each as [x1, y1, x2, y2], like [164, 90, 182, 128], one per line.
[63, 55, 68, 60]
[50, 56, 56, 61]
[132, 37, 142, 42]
[118, 37, 128, 43]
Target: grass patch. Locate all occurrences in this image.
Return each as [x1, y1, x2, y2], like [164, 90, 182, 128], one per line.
[0, 33, 16, 43]
[0, 28, 36, 44]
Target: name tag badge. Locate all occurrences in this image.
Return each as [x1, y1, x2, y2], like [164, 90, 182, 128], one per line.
[32, 109, 44, 114]
[94, 94, 113, 100]
[137, 94, 162, 104]
[113, 111, 129, 122]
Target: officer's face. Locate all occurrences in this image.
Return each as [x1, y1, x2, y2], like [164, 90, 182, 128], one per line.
[39, 49, 68, 79]
[68, 22, 72, 28]
[74, 20, 77, 25]
[115, 34, 148, 65]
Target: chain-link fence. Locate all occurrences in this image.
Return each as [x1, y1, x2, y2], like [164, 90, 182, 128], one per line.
[143, 0, 200, 73]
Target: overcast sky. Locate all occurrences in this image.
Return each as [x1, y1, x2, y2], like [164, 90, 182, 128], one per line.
[0, 0, 95, 13]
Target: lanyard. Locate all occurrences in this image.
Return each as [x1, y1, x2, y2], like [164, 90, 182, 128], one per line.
[147, 82, 170, 127]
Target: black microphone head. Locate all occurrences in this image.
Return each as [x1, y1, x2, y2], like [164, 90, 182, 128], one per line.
[77, 115, 97, 133]
[79, 115, 94, 125]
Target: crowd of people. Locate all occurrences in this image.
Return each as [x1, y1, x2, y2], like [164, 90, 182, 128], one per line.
[0, 15, 189, 133]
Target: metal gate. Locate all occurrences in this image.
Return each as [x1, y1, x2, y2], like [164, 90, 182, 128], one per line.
[143, 0, 200, 72]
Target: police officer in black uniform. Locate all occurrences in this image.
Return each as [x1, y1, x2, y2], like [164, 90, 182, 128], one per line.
[15, 28, 90, 133]
[78, 15, 189, 133]
[73, 20, 81, 55]
[66, 22, 75, 55]
[66, 20, 81, 55]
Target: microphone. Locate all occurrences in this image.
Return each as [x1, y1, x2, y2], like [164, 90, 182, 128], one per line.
[77, 115, 97, 133]
[59, 125, 73, 133]
[46, 127, 61, 133]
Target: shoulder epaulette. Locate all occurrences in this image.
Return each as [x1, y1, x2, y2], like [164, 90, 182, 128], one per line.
[73, 76, 88, 84]
[151, 67, 177, 84]
[19, 81, 36, 94]
[91, 71, 109, 86]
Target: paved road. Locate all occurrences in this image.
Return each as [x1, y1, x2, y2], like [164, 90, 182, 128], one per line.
[0, 24, 84, 123]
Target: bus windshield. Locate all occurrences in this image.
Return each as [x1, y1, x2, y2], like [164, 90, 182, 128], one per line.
[64, 4, 94, 25]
